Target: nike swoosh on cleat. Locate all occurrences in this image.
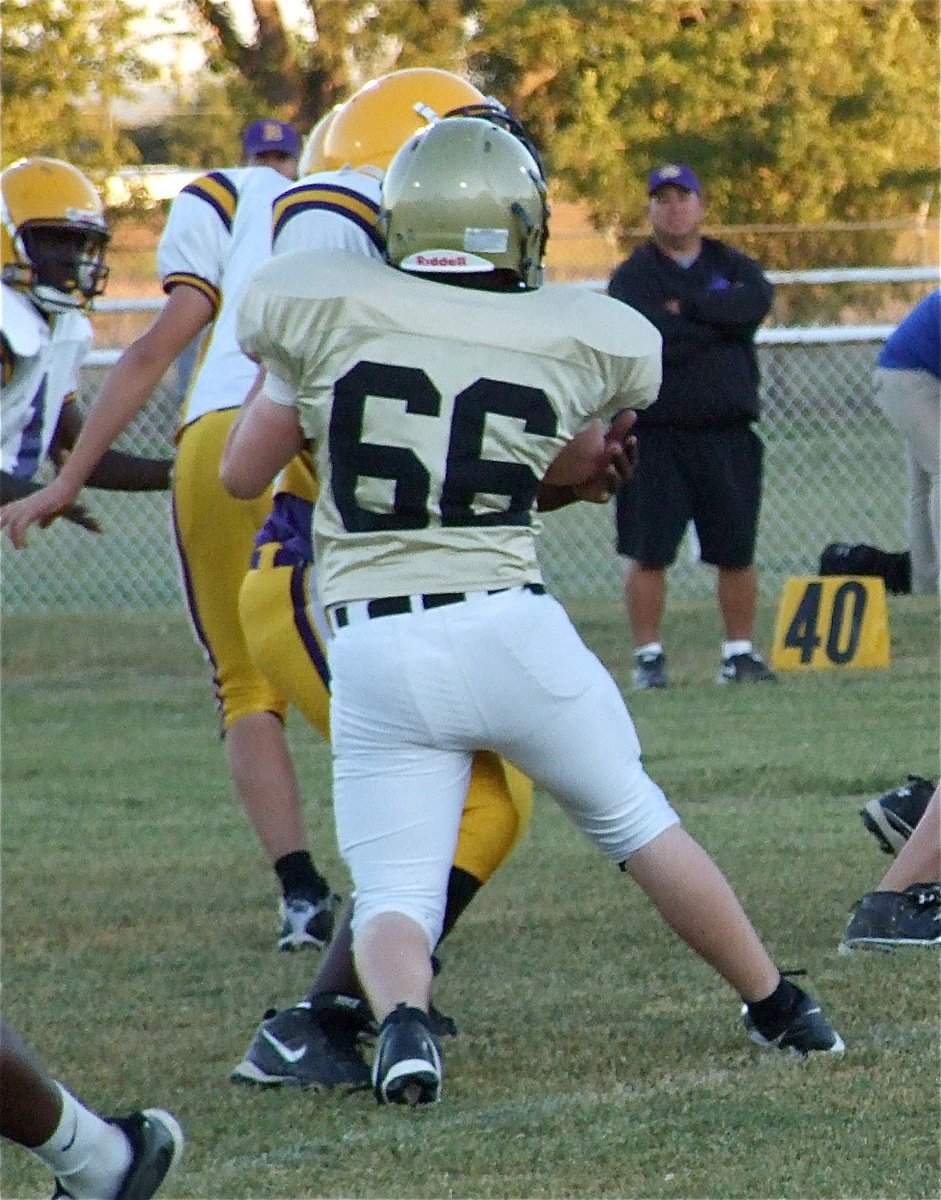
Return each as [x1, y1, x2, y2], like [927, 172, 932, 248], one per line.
[261, 1029, 308, 1063]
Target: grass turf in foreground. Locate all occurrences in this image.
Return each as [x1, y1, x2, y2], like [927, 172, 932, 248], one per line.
[1, 598, 938, 1198]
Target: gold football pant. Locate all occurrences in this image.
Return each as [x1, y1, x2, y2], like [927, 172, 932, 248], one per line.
[172, 409, 284, 731]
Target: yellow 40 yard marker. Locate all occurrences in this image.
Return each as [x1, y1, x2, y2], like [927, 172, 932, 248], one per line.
[771, 575, 891, 672]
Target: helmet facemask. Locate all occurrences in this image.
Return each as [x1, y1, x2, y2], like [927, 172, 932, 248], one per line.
[1, 157, 111, 314]
[11, 221, 110, 312]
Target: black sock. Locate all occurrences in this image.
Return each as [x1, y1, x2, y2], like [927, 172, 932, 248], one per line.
[746, 975, 803, 1041]
[274, 851, 328, 900]
[440, 866, 482, 942]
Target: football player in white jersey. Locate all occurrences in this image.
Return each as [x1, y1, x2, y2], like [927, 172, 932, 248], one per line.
[157, 125, 352, 953]
[223, 116, 845, 1105]
[1, 159, 170, 528]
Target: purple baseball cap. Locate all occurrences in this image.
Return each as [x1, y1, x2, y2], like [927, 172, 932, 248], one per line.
[242, 119, 301, 158]
[647, 163, 701, 195]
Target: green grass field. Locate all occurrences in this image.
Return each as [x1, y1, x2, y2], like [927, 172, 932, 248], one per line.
[2, 598, 939, 1199]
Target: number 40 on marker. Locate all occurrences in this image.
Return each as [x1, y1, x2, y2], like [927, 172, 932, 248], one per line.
[770, 575, 891, 672]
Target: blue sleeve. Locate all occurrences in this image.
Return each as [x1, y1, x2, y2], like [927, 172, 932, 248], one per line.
[878, 289, 941, 377]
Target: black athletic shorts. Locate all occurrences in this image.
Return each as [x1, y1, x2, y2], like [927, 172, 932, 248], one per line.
[614, 424, 764, 569]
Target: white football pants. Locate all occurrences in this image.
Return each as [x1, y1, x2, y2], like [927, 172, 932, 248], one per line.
[327, 585, 679, 946]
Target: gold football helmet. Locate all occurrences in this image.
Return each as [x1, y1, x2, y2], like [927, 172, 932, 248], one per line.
[298, 105, 344, 176]
[322, 68, 487, 173]
[1, 157, 110, 313]
[380, 116, 549, 290]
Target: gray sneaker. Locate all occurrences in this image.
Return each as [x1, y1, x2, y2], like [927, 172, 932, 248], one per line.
[840, 883, 941, 952]
[634, 650, 668, 689]
[54, 1109, 184, 1200]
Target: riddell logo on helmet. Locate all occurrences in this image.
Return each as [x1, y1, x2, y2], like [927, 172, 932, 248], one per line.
[417, 253, 467, 267]
[400, 249, 494, 273]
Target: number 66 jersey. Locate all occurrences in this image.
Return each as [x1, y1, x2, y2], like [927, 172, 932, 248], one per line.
[237, 248, 662, 608]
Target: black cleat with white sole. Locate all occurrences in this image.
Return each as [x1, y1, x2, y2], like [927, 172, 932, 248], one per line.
[372, 1003, 442, 1106]
[231, 994, 372, 1090]
[278, 890, 340, 952]
[860, 775, 935, 856]
[840, 883, 941, 951]
[742, 986, 844, 1056]
[717, 651, 777, 684]
[633, 650, 668, 689]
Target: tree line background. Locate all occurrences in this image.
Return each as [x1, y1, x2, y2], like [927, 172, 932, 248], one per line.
[2, 0, 938, 274]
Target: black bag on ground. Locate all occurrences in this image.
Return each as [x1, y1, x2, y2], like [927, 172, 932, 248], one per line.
[818, 542, 912, 594]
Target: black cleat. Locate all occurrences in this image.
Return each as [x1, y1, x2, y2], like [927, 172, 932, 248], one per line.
[717, 652, 776, 684]
[278, 890, 340, 951]
[860, 776, 935, 855]
[840, 883, 941, 951]
[742, 986, 844, 1056]
[54, 1109, 184, 1200]
[634, 650, 668, 689]
[372, 1003, 442, 1106]
[231, 994, 372, 1089]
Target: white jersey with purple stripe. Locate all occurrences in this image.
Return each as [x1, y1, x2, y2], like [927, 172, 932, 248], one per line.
[250, 166, 385, 562]
[271, 167, 383, 260]
[156, 165, 290, 429]
[1, 283, 90, 480]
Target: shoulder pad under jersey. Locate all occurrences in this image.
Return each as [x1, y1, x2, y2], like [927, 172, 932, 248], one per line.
[1, 284, 44, 358]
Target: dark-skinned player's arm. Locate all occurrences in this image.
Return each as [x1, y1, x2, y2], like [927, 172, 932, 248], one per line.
[537, 408, 638, 512]
[50, 403, 171, 492]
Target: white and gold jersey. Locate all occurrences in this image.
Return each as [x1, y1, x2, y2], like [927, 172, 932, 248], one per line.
[157, 166, 384, 432]
[1, 283, 90, 479]
[238, 251, 662, 607]
[157, 166, 289, 428]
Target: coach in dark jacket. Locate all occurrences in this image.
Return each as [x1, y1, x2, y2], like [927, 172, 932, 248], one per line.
[608, 163, 777, 689]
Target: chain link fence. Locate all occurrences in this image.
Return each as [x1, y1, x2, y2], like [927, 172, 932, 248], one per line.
[0, 318, 913, 614]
